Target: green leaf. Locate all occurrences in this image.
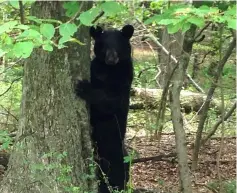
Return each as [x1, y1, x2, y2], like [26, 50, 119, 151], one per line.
[182, 22, 191, 33]
[28, 25, 40, 31]
[40, 24, 55, 40]
[9, 1, 19, 9]
[227, 19, 236, 30]
[18, 29, 41, 39]
[187, 16, 204, 28]
[101, 2, 125, 16]
[59, 23, 77, 37]
[58, 36, 71, 46]
[12, 41, 34, 58]
[14, 24, 29, 30]
[224, 5, 236, 16]
[78, 7, 100, 26]
[194, 5, 210, 16]
[123, 156, 132, 163]
[78, 12, 94, 26]
[42, 44, 53, 51]
[167, 23, 181, 34]
[0, 21, 18, 34]
[144, 15, 162, 25]
[208, 7, 219, 14]
[159, 19, 180, 25]
[26, 16, 42, 24]
[0, 49, 5, 57]
[63, 2, 80, 17]
[23, 0, 36, 5]
[2, 34, 13, 45]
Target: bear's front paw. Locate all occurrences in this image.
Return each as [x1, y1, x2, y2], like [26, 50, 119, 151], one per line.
[75, 79, 91, 100]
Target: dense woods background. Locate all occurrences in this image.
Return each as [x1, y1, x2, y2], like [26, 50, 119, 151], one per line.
[0, 1, 236, 193]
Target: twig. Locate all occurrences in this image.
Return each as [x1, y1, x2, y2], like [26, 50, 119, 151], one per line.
[144, 34, 178, 64]
[55, 2, 85, 30]
[0, 77, 22, 97]
[193, 22, 211, 41]
[143, 40, 161, 87]
[0, 58, 22, 75]
[67, 2, 84, 24]
[138, 67, 156, 78]
[189, 101, 206, 123]
[196, 50, 212, 66]
[0, 104, 19, 121]
[92, 11, 104, 24]
[201, 101, 236, 146]
[185, 73, 205, 93]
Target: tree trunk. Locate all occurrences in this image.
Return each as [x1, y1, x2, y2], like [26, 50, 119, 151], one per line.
[155, 29, 184, 140]
[157, 29, 184, 88]
[0, 2, 97, 193]
[169, 25, 196, 193]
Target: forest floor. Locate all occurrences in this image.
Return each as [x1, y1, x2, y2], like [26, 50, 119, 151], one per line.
[127, 132, 236, 193]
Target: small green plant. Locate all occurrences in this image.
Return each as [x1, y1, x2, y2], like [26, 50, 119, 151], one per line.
[28, 151, 97, 193]
[207, 179, 236, 193]
[124, 150, 136, 193]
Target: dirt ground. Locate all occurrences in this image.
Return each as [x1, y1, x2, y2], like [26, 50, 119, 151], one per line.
[127, 133, 236, 193]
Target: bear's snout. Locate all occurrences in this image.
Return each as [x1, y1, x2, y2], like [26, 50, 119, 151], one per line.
[105, 49, 119, 65]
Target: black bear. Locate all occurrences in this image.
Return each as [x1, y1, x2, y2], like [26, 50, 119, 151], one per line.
[75, 25, 134, 193]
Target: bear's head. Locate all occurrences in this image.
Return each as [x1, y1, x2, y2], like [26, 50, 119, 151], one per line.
[90, 25, 134, 66]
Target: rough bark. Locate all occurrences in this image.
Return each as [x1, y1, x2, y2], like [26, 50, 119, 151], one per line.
[155, 28, 184, 140]
[0, 2, 96, 193]
[157, 29, 184, 88]
[169, 25, 197, 193]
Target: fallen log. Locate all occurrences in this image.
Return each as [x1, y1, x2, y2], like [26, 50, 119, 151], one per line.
[130, 87, 223, 114]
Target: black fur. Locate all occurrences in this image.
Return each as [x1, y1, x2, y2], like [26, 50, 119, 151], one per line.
[76, 25, 134, 193]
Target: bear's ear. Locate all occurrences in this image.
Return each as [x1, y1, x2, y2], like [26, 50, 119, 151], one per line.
[121, 25, 134, 39]
[90, 26, 103, 39]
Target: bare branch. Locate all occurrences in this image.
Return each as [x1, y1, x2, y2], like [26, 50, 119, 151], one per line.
[201, 101, 236, 146]
[0, 58, 22, 76]
[0, 104, 19, 121]
[185, 73, 205, 93]
[193, 22, 211, 42]
[0, 77, 22, 97]
[196, 51, 212, 66]
[92, 11, 104, 24]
